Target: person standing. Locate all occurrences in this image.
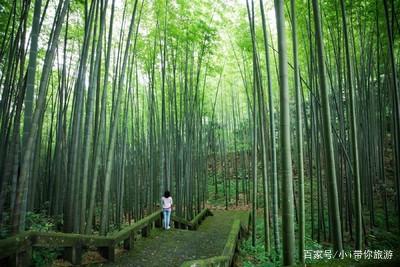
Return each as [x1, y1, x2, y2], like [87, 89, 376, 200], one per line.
[161, 191, 173, 230]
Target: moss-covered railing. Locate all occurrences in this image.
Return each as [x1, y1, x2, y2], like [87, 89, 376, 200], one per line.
[0, 210, 162, 265]
[0, 208, 212, 266]
[180, 211, 250, 267]
[172, 208, 213, 230]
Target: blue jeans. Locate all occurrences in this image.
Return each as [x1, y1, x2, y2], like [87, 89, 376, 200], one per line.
[163, 209, 171, 229]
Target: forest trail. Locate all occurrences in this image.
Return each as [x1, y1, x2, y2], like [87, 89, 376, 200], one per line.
[97, 210, 249, 267]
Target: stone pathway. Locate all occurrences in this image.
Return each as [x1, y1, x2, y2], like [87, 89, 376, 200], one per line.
[96, 210, 249, 267]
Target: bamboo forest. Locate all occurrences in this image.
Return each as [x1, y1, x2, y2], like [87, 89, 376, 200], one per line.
[0, 0, 399, 266]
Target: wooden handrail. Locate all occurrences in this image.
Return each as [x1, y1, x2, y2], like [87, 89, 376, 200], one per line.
[0, 210, 162, 265]
[189, 208, 213, 230]
[0, 232, 32, 258]
[180, 211, 250, 267]
[31, 231, 114, 247]
[171, 208, 213, 230]
[0, 208, 212, 266]
[222, 219, 242, 265]
[112, 210, 161, 243]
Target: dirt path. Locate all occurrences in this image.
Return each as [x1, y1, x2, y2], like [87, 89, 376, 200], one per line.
[95, 210, 248, 267]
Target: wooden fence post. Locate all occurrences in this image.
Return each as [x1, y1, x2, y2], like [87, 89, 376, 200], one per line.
[141, 225, 149, 237]
[64, 242, 82, 265]
[155, 212, 162, 228]
[123, 232, 134, 250]
[7, 247, 32, 267]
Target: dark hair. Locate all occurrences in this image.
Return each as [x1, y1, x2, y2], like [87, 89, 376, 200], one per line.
[164, 190, 171, 198]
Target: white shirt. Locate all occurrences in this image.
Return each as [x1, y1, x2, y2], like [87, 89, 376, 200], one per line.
[161, 196, 173, 210]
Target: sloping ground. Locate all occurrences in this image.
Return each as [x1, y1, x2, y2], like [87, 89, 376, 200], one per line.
[96, 210, 248, 267]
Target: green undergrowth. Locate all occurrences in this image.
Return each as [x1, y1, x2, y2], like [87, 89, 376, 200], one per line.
[1, 205, 62, 238]
[207, 171, 250, 208]
[238, 215, 400, 267]
[0, 209, 62, 266]
[207, 173, 400, 266]
[33, 247, 62, 267]
[27, 211, 62, 267]
[239, 219, 279, 267]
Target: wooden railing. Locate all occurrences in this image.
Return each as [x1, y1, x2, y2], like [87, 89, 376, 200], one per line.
[172, 208, 213, 230]
[180, 211, 250, 267]
[0, 210, 162, 266]
[0, 208, 213, 266]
